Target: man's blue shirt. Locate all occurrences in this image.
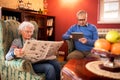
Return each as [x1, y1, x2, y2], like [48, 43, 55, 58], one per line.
[62, 23, 99, 51]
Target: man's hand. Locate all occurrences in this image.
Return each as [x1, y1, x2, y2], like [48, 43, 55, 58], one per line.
[78, 38, 87, 44]
[70, 35, 73, 38]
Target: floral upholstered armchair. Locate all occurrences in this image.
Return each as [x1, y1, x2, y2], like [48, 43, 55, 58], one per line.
[0, 20, 45, 80]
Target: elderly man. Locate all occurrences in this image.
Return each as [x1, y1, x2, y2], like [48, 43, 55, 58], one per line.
[62, 10, 99, 60]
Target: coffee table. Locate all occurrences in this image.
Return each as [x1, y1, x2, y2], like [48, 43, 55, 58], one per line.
[61, 57, 116, 80]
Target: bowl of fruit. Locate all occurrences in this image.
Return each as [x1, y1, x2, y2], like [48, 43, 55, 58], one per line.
[91, 30, 120, 72]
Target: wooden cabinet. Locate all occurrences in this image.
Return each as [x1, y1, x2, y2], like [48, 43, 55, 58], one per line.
[0, 7, 22, 22]
[0, 7, 55, 41]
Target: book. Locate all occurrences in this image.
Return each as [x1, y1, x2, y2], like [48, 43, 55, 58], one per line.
[71, 32, 84, 40]
[47, 19, 53, 26]
[22, 40, 63, 63]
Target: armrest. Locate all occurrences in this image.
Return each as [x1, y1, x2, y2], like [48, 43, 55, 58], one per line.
[65, 39, 75, 54]
[5, 59, 35, 74]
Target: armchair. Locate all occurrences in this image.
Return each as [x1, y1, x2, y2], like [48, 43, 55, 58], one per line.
[65, 39, 80, 60]
[65, 39, 75, 54]
[0, 20, 45, 80]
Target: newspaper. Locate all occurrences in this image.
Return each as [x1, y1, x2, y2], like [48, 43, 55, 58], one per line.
[22, 40, 63, 63]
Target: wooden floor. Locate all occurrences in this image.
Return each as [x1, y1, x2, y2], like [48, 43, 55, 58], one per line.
[57, 55, 65, 62]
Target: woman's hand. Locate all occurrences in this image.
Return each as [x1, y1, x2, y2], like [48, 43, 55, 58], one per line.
[14, 48, 24, 58]
[78, 38, 87, 44]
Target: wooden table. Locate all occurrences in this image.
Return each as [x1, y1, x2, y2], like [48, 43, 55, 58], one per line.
[61, 57, 116, 80]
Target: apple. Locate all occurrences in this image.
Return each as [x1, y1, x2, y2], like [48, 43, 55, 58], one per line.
[105, 30, 120, 43]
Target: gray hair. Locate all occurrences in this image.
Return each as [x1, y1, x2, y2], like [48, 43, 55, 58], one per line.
[18, 21, 35, 31]
[76, 10, 88, 18]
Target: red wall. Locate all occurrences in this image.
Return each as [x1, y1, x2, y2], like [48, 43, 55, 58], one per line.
[47, 0, 120, 41]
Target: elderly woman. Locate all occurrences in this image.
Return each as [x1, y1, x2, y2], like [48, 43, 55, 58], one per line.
[6, 21, 60, 80]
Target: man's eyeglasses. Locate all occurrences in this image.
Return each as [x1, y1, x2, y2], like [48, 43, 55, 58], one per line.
[78, 19, 86, 21]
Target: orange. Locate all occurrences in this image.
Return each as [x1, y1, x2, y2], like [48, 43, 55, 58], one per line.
[94, 38, 111, 51]
[111, 42, 120, 55]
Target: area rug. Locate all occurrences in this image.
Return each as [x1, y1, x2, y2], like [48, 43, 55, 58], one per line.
[86, 61, 120, 79]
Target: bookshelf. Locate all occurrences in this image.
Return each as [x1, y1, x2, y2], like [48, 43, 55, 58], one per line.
[47, 16, 55, 41]
[0, 7, 55, 41]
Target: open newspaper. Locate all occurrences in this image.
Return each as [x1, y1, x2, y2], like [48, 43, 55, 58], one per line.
[22, 40, 63, 63]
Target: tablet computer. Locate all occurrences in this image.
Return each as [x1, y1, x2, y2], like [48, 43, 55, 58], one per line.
[71, 32, 84, 40]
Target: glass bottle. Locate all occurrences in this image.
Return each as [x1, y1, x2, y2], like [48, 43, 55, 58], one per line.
[43, 0, 48, 14]
[18, 0, 24, 9]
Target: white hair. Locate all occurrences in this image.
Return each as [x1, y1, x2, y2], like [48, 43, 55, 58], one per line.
[76, 10, 88, 18]
[18, 21, 35, 31]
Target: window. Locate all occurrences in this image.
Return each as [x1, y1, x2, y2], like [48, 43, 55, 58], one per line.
[98, 0, 120, 24]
